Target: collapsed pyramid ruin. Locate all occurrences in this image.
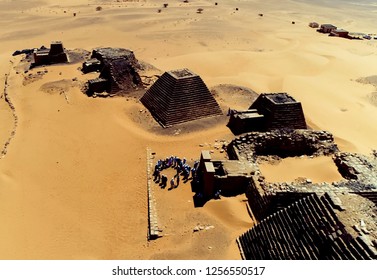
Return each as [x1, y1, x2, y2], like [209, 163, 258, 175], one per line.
[237, 193, 377, 260]
[83, 47, 142, 96]
[197, 150, 255, 198]
[31, 41, 68, 67]
[187, 129, 377, 259]
[140, 68, 223, 127]
[227, 92, 307, 134]
[83, 47, 140, 73]
[226, 131, 377, 259]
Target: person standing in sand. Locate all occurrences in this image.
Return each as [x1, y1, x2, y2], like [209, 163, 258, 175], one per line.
[191, 167, 196, 180]
[153, 169, 160, 182]
[170, 177, 175, 189]
[161, 174, 167, 188]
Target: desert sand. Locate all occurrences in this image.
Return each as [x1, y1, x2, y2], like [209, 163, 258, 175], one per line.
[0, 0, 376, 259]
[259, 156, 344, 183]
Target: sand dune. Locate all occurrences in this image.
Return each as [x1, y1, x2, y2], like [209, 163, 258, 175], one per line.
[0, 0, 376, 259]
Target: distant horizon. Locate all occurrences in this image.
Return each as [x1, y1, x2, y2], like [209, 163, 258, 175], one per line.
[294, 0, 377, 9]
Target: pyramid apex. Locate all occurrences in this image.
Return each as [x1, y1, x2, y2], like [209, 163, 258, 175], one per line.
[168, 68, 197, 79]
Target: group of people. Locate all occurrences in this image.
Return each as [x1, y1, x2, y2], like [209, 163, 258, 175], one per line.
[152, 155, 199, 189]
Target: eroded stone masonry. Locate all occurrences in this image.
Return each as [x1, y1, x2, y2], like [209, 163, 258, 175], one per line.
[82, 47, 143, 97]
[223, 129, 377, 259]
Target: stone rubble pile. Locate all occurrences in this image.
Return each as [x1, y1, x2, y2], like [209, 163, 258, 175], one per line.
[228, 129, 338, 161]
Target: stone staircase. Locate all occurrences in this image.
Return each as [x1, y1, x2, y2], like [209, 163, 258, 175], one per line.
[140, 69, 222, 127]
[237, 193, 376, 260]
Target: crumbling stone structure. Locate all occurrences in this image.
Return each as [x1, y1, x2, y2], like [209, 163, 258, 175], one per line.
[83, 47, 142, 96]
[317, 24, 337, 33]
[227, 93, 307, 134]
[87, 78, 108, 96]
[227, 109, 264, 135]
[82, 58, 101, 74]
[227, 129, 337, 160]
[140, 68, 222, 127]
[31, 41, 68, 67]
[237, 193, 377, 260]
[330, 29, 350, 38]
[220, 129, 377, 258]
[83, 47, 140, 73]
[92, 47, 139, 65]
[226, 130, 377, 214]
[197, 150, 257, 197]
[193, 130, 340, 206]
[334, 152, 377, 182]
[333, 152, 377, 195]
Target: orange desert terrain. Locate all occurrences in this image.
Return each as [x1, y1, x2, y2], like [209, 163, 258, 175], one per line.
[0, 0, 376, 259]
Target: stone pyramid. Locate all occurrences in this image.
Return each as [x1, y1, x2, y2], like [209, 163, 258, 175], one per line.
[140, 68, 222, 127]
[249, 93, 307, 130]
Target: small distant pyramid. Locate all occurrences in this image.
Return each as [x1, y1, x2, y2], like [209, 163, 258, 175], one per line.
[227, 92, 307, 134]
[31, 41, 68, 68]
[140, 68, 222, 127]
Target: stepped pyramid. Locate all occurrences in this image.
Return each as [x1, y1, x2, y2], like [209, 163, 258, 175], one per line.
[227, 92, 307, 134]
[140, 68, 223, 127]
[32, 41, 68, 67]
[249, 93, 307, 130]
